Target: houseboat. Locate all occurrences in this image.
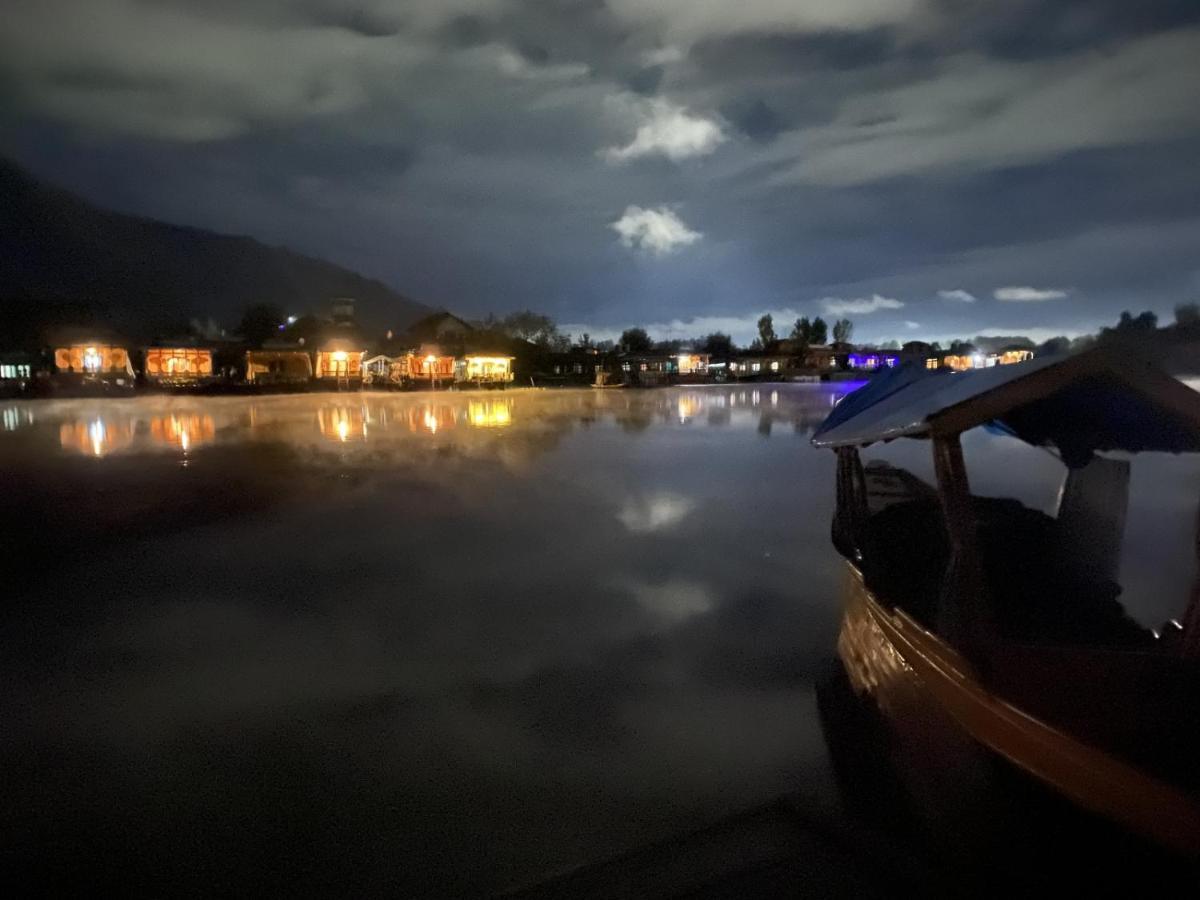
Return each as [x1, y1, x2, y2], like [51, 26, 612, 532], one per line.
[454, 355, 514, 387]
[245, 345, 313, 387]
[50, 333, 135, 394]
[312, 339, 365, 388]
[143, 345, 216, 387]
[811, 348, 1200, 867]
[0, 352, 40, 397]
[402, 347, 456, 388]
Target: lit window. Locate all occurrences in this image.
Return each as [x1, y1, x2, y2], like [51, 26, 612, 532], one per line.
[770, 361, 780, 371]
[751, 363, 761, 372]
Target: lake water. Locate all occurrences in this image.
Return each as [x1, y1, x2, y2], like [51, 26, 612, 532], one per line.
[3, 385, 1198, 894]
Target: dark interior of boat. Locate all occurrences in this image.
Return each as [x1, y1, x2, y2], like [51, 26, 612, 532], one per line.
[842, 492, 1200, 791]
[854, 495, 1151, 647]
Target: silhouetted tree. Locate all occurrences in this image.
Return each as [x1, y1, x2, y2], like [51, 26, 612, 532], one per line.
[239, 303, 285, 347]
[1175, 303, 1200, 329]
[832, 318, 853, 344]
[757, 314, 776, 346]
[790, 316, 812, 342]
[1102, 309, 1159, 342]
[701, 332, 734, 356]
[619, 327, 653, 353]
[811, 317, 829, 345]
[501, 310, 558, 344]
[1037, 336, 1072, 356]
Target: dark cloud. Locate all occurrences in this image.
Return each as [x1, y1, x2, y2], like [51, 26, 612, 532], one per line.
[724, 98, 784, 143]
[2, 0, 1199, 341]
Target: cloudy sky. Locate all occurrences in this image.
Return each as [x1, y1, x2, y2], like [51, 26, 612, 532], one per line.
[3, 0, 1199, 344]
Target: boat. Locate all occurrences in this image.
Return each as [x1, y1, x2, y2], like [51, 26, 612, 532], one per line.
[811, 347, 1200, 868]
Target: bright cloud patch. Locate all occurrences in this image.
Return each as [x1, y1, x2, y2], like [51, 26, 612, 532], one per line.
[821, 294, 904, 315]
[904, 320, 921, 329]
[994, 286, 1068, 302]
[604, 98, 725, 163]
[617, 493, 696, 533]
[938, 289, 976, 303]
[611, 205, 701, 255]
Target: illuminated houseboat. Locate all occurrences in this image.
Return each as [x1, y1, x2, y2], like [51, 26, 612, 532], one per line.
[454, 355, 514, 387]
[0, 352, 39, 397]
[403, 347, 456, 387]
[313, 339, 365, 388]
[928, 347, 1036, 371]
[143, 346, 216, 387]
[51, 335, 135, 393]
[812, 348, 1200, 866]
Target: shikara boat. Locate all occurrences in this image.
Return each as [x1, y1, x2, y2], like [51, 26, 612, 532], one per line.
[812, 347, 1200, 865]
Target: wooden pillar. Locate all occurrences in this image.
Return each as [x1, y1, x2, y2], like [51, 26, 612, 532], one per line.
[932, 434, 993, 664]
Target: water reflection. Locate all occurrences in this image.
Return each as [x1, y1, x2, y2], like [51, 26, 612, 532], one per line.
[3, 405, 34, 432]
[59, 418, 135, 457]
[149, 414, 215, 451]
[468, 397, 512, 428]
[318, 406, 367, 443]
[4, 382, 1199, 896]
[20, 387, 848, 464]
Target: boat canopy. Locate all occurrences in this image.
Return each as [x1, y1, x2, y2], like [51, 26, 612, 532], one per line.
[812, 347, 1200, 465]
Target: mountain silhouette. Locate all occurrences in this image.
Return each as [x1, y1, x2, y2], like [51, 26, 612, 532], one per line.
[0, 158, 430, 346]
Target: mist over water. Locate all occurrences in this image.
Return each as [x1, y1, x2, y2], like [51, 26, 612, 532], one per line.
[3, 385, 1196, 894]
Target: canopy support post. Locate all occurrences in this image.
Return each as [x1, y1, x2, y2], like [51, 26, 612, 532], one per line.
[932, 434, 993, 665]
[834, 447, 869, 561]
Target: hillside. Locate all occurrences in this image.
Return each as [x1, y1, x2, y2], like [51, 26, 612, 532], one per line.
[0, 158, 430, 346]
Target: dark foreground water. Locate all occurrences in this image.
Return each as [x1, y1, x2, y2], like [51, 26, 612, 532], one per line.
[2, 385, 1198, 895]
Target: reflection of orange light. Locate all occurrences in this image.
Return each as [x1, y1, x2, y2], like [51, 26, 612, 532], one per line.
[407, 404, 455, 434]
[677, 395, 697, 423]
[59, 419, 135, 457]
[149, 414, 216, 450]
[318, 407, 366, 442]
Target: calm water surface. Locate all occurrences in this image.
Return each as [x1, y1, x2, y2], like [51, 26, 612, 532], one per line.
[3, 385, 1197, 894]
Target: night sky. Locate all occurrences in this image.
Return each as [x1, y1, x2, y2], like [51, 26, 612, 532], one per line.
[3, 1, 1199, 344]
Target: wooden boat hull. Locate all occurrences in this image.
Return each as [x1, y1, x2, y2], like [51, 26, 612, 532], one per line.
[835, 563, 1200, 860]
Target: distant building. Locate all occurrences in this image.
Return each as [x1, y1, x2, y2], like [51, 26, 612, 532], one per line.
[313, 337, 365, 386]
[49, 330, 135, 393]
[144, 345, 216, 387]
[619, 352, 711, 386]
[454, 355, 514, 386]
[245, 343, 313, 385]
[402, 311, 475, 346]
[0, 351, 40, 396]
[931, 348, 1034, 371]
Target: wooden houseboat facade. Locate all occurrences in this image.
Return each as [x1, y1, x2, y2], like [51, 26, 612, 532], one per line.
[245, 348, 313, 386]
[454, 355, 514, 387]
[144, 346, 216, 386]
[52, 338, 135, 393]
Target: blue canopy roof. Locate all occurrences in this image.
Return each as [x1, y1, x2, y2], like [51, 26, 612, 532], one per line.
[812, 348, 1200, 464]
